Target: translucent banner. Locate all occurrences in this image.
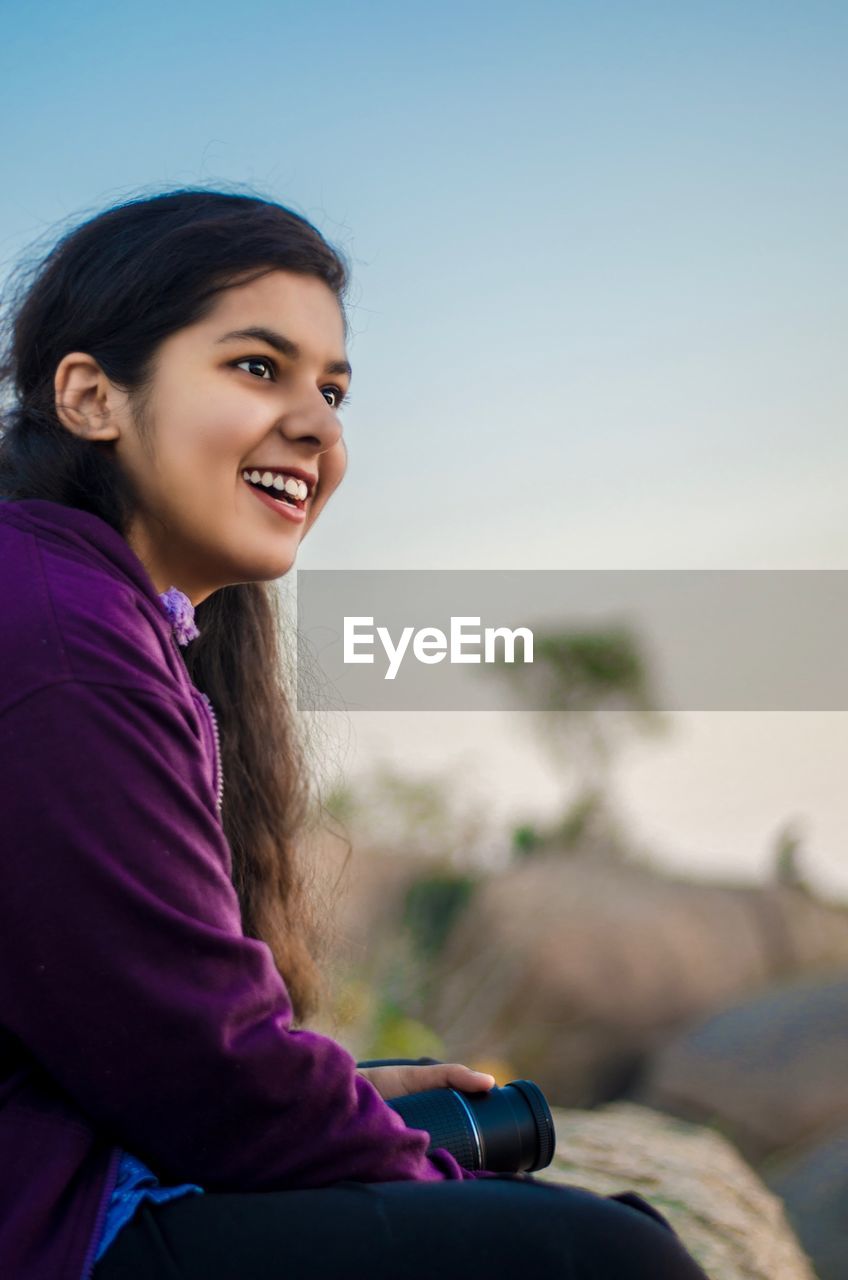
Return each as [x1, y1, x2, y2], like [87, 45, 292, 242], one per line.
[295, 570, 848, 711]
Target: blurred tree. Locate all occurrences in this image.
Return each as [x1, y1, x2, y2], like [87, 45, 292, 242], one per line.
[403, 870, 479, 960]
[365, 996, 447, 1062]
[511, 823, 544, 860]
[772, 817, 811, 893]
[487, 623, 669, 859]
[322, 780, 358, 825]
[322, 760, 491, 866]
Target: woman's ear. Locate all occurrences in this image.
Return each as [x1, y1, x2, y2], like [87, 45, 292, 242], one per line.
[53, 351, 122, 443]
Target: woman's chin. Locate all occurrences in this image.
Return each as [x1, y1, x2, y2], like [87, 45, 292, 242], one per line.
[241, 545, 301, 582]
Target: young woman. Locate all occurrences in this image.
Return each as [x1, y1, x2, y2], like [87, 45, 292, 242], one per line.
[0, 188, 710, 1279]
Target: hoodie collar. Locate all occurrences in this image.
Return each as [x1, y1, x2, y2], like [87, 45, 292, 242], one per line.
[0, 497, 201, 646]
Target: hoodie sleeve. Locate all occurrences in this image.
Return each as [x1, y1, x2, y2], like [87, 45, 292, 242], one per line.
[0, 677, 494, 1189]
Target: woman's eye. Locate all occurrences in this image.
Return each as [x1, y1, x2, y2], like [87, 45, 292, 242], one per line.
[235, 356, 275, 380]
[322, 385, 349, 409]
[234, 358, 348, 408]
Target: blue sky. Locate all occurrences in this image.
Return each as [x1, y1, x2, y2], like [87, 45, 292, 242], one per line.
[2, 1, 847, 890]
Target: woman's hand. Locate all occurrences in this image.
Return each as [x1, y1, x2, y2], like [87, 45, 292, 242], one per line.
[356, 1062, 496, 1101]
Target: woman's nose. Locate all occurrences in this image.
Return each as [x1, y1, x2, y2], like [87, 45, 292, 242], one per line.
[277, 395, 343, 453]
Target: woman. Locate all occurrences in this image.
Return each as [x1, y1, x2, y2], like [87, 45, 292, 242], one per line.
[0, 188, 710, 1279]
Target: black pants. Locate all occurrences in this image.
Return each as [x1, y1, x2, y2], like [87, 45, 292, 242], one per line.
[95, 1057, 710, 1279]
[93, 1177, 710, 1279]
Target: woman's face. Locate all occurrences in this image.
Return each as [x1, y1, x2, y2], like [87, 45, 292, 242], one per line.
[58, 269, 350, 604]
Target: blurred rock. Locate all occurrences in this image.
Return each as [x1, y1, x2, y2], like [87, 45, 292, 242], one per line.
[638, 972, 848, 1162]
[765, 1123, 848, 1280]
[318, 839, 438, 980]
[543, 1103, 815, 1280]
[420, 853, 848, 1105]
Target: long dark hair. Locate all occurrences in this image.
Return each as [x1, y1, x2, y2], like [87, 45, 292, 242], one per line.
[0, 186, 352, 1025]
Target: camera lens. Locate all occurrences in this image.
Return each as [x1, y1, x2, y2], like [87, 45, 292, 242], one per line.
[385, 1079, 556, 1173]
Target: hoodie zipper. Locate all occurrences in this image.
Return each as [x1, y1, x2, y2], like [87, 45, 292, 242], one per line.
[199, 691, 224, 816]
[165, 626, 223, 818]
[80, 1144, 122, 1280]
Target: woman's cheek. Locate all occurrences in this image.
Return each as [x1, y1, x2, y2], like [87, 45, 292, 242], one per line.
[307, 443, 347, 530]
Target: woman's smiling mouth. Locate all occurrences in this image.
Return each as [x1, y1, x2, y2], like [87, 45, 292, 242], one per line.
[241, 467, 311, 524]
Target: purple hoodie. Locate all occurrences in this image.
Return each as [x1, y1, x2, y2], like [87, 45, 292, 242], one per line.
[0, 499, 497, 1280]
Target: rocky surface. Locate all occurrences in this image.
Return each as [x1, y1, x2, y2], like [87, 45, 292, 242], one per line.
[765, 1122, 848, 1280]
[420, 853, 848, 1105]
[320, 844, 846, 1276]
[542, 1103, 816, 1280]
[637, 972, 848, 1162]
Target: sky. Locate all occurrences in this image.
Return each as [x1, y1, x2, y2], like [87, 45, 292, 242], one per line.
[1, 0, 847, 894]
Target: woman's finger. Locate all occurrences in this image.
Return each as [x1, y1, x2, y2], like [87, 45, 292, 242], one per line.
[356, 1063, 495, 1099]
[443, 1063, 496, 1091]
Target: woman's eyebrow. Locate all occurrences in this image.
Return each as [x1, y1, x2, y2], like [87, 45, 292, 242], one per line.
[215, 325, 352, 378]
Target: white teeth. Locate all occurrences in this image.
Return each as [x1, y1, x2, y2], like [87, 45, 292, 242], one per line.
[242, 469, 309, 501]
